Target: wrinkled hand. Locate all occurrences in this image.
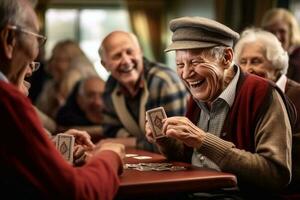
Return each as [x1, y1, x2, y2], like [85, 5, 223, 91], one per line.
[63, 129, 95, 150]
[73, 145, 87, 166]
[162, 116, 206, 148]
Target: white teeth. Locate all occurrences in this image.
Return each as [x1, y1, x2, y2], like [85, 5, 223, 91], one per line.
[23, 81, 31, 89]
[189, 80, 204, 88]
[190, 81, 202, 85]
[120, 64, 134, 73]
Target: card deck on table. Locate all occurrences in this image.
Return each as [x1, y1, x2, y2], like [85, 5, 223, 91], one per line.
[146, 107, 167, 140]
[55, 133, 75, 163]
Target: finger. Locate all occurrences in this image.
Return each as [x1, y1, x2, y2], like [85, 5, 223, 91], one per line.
[73, 145, 85, 158]
[145, 128, 155, 143]
[71, 130, 95, 149]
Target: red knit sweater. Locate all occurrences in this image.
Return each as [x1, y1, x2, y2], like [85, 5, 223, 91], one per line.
[0, 81, 122, 200]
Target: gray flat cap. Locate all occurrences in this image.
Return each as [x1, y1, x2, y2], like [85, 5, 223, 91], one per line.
[165, 16, 240, 52]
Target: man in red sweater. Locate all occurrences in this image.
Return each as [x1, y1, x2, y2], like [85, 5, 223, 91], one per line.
[0, 0, 125, 199]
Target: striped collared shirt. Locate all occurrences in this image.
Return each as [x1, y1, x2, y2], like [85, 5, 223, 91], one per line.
[192, 65, 240, 170]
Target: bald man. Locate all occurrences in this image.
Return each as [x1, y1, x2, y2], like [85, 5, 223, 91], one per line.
[98, 31, 188, 151]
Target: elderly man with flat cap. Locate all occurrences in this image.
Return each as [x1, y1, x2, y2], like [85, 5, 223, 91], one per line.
[145, 17, 296, 198]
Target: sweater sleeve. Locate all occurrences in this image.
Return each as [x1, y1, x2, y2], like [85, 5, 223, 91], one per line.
[0, 83, 122, 200]
[199, 90, 292, 191]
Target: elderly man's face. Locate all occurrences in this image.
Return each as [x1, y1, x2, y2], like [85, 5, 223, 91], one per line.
[8, 2, 41, 90]
[176, 49, 227, 103]
[101, 32, 143, 89]
[238, 41, 278, 82]
[77, 78, 105, 124]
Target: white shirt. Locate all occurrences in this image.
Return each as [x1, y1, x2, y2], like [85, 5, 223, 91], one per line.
[276, 74, 287, 92]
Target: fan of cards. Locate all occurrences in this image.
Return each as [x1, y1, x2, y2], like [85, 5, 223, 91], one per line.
[146, 107, 167, 140]
[124, 162, 186, 171]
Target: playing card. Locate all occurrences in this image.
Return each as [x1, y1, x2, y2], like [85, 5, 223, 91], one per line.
[146, 107, 167, 139]
[124, 162, 186, 171]
[56, 133, 75, 163]
[133, 156, 152, 160]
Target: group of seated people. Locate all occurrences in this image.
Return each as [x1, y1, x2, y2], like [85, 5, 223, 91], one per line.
[0, 0, 299, 199]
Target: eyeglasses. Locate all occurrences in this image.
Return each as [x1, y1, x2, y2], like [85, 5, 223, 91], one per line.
[29, 61, 40, 72]
[7, 25, 47, 47]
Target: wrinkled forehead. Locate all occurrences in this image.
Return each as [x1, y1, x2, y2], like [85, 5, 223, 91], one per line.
[103, 32, 140, 52]
[84, 78, 105, 90]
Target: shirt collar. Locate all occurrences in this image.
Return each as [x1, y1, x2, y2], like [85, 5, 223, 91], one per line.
[218, 65, 240, 107]
[276, 74, 287, 92]
[0, 70, 9, 82]
[117, 76, 145, 97]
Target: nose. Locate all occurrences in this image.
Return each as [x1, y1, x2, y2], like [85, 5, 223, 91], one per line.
[241, 63, 254, 73]
[120, 53, 132, 66]
[91, 95, 104, 108]
[181, 65, 193, 79]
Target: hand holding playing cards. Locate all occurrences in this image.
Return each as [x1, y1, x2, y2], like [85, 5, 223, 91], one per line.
[63, 129, 95, 150]
[145, 107, 167, 144]
[162, 116, 206, 148]
[55, 129, 95, 165]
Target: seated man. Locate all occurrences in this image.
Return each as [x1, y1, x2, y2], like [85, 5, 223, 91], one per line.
[16, 61, 95, 165]
[0, 0, 124, 199]
[99, 31, 188, 151]
[146, 16, 295, 198]
[56, 76, 105, 142]
[234, 28, 300, 193]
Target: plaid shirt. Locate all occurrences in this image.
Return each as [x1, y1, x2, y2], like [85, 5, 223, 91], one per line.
[102, 58, 188, 151]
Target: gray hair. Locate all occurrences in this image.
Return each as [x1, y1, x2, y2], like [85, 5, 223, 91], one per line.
[200, 46, 234, 66]
[234, 28, 289, 74]
[205, 46, 227, 60]
[0, 0, 30, 30]
[78, 76, 105, 96]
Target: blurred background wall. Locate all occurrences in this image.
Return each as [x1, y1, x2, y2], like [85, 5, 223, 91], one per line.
[35, 0, 299, 80]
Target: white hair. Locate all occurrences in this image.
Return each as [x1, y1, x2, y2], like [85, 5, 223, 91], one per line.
[234, 28, 289, 74]
[0, 0, 21, 29]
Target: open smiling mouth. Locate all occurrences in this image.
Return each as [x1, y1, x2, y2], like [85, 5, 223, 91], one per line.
[189, 80, 205, 88]
[119, 64, 135, 73]
[23, 80, 31, 89]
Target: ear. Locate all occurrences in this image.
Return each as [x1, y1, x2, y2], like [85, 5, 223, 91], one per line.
[222, 47, 233, 67]
[0, 26, 16, 59]
[101, 60, 109, 72]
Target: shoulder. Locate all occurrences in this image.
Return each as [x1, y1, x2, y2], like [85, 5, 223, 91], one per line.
[238, 73, 272, 97]
[286, 78, 300, 91]
[285, 78, 300, 107]
[0, 81, 33, 111]
[103, 76, 118, 98]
